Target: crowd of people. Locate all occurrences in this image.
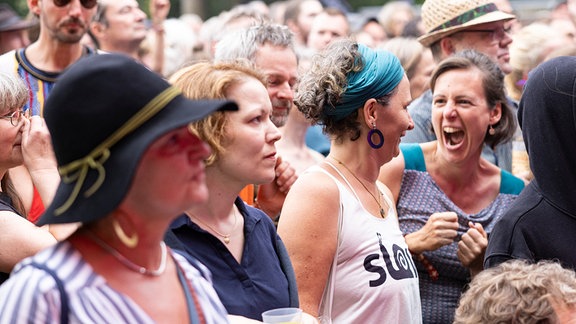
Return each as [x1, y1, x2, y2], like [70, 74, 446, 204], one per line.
[1, 0, 576, 322]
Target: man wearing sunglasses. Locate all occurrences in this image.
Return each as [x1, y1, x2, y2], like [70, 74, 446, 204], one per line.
[0, 0, 97, 117]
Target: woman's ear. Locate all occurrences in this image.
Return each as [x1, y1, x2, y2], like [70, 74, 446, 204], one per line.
[362, 98, 378, 127]
[489, 101, 502, 125]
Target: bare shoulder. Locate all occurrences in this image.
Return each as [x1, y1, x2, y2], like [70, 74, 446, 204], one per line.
[278, 166, 341, 240]
[280, 168, 340, 221]
[278, 166, 341, 307]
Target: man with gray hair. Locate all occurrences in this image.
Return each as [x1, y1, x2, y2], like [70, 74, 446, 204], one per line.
[215, 23, 298, 128]
[214, 23, 299, 220]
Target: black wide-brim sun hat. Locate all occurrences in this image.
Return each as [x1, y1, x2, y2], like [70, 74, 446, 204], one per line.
[37, 54, 237, 226]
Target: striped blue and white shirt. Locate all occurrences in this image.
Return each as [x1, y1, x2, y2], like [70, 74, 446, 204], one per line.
[0, 241, 229, 323]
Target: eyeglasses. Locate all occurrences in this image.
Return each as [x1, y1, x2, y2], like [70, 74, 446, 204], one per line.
[0, 110, 24, 127]
[459, 26, 511, 44]
[53, 0, 98, 9]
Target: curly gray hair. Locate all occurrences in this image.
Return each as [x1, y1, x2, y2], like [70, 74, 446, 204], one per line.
[454, 260, 576, 323]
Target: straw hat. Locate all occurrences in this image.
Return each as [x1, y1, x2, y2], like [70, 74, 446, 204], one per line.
[38, 54, 237, 225]
[418, 0, 515, 47]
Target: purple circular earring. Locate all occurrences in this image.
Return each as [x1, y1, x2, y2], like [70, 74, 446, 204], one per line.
[367, 123, 384, 149]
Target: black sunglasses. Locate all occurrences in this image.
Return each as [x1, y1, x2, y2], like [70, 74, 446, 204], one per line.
[53, 0, 97, 9]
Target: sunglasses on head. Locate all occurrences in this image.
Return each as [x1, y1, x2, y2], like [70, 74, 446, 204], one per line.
[53, 0, 97, 9]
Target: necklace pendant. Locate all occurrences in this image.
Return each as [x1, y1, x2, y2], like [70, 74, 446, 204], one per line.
[380, 209, 386, 218]
[223, 236, 230, 244]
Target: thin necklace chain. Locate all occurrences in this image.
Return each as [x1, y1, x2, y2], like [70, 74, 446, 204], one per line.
[86, 230, 167, 276]
[186, 207, 239, 244]
[330, 156, 387, 218]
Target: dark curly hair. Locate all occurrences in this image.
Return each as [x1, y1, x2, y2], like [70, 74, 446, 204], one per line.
[294, 39, 365, 143]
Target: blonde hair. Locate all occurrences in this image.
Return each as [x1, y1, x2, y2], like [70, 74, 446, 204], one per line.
[455, 260, 576, 323]
[169, 60, 266, 165]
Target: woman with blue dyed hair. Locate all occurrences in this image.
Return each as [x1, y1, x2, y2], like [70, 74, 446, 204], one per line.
[278, 39, 421, 323]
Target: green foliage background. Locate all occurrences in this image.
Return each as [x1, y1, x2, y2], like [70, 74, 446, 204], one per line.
[6, 0, 423, 20]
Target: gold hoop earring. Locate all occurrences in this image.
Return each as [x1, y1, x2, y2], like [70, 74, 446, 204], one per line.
[112, 219, 138, 248]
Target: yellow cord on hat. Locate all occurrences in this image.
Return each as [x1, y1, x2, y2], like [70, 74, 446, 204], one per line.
[55, 86, 181, 216]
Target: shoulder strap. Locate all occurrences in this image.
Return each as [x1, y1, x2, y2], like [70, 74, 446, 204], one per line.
[175, 261, 204, 324]
[400, 143, 426, 171]
[29, 262, 69, 324]
[318, 200, 343, 324]
[323, 160, 362, 202]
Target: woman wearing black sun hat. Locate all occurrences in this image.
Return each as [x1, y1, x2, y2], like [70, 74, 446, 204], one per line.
[0, 53, 237, 323]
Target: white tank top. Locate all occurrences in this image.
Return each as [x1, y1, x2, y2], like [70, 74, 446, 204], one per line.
[316, 163, 422, 324]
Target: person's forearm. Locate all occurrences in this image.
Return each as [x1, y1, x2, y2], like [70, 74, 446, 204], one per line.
[404, 231, 427, 255]
[28, 168, 59, 207]
[151, 25, 165, 74]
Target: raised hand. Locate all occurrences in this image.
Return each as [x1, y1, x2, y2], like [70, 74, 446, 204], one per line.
[457, 221, 487, 277]
[405, 211, 459, 254]
[256, 156, 297, 219]
[21, 116, 57, 173]
[150, 0, 170, 26]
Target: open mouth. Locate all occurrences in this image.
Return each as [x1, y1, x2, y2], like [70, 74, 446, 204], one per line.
[443, 126, 465, 147]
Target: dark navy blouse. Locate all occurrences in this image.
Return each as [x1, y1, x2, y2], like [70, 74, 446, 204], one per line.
[167, 197, 295, 320]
